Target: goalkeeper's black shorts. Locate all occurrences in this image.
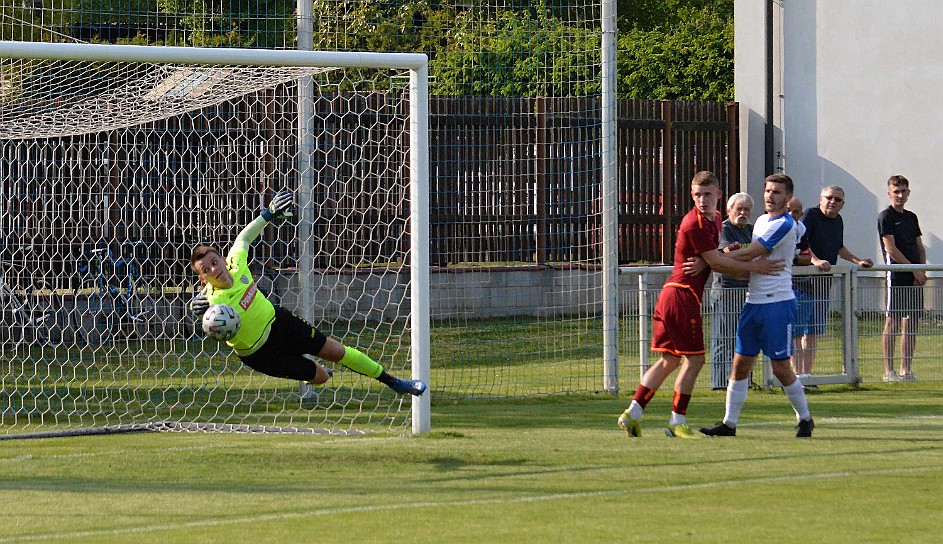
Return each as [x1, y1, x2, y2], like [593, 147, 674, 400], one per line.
[238, 305, 328, 381]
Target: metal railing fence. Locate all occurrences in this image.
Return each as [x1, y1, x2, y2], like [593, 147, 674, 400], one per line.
[619, 263, 943, 391]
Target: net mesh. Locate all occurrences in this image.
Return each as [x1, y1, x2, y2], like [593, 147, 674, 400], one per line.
[0, 60, 337, 138]
[5, 0, 610, 402]
[0, 51, 417, 435]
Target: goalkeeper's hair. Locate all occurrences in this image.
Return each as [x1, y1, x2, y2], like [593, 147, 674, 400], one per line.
[190, 245, 220, 271]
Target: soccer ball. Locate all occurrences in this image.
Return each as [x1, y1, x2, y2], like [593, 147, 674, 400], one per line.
[202, 304, 241, 341]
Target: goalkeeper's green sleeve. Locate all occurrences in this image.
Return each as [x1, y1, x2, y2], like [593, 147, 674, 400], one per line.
[338, 346, 383, 379]
[231, 215, 269, 252]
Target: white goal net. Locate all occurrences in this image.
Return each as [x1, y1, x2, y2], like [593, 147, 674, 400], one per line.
[0, 42, 430, 437]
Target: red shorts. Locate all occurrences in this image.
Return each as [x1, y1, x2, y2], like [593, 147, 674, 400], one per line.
[651, 284, 705, 356]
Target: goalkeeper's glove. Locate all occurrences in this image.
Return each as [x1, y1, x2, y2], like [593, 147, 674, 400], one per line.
[189, 292, 209, 317]
[261, 190, 295, 221]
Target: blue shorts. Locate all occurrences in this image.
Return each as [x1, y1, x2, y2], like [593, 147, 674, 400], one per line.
[794, 288, 828, 336]
[735, 299, 796, 361]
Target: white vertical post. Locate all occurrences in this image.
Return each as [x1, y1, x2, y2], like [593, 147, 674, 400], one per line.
[601, 0, 619, 394]
[846, 267, 859, 382]
[295, 0, 317, 403]
[410, 64, 431, 434]
[296, 0, 315, 323]
[638, 272, 650, 381]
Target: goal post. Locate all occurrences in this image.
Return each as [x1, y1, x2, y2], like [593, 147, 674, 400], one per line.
[0, 41, 431, 436]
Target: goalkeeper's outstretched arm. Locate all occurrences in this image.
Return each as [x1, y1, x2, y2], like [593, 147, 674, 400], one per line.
[232, 190, 296, 252]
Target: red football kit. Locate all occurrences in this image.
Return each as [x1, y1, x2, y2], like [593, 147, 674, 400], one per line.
[651, 207, 722, 356]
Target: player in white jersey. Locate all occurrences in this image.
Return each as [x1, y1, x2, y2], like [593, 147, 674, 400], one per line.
[746, 211, 805, 305]
[700, 173, 815, 438]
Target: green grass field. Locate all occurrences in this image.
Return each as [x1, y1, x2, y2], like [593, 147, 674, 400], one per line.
[2, 383, 942, 543]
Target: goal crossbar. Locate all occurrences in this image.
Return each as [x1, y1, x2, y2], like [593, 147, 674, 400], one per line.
[0, 41, 429, 70]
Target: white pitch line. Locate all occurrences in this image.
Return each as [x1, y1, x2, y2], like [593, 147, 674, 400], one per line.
[732, 414, 943, 427]
[1, 464, 941, 543]
[815, 414, 943, 423]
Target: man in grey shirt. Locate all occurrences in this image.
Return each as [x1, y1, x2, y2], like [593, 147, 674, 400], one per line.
[709, 192, 754, 389]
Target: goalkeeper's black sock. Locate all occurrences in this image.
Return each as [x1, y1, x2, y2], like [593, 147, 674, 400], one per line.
[377, 371, 397, 387]
[338, 347, 404, 387]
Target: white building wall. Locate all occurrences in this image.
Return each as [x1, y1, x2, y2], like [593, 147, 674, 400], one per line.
[734, 0, 770, 199]
[736, 0, 943, 265]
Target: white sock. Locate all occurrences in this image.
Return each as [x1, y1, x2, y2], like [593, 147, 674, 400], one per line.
[783, 379, 811, 421]
[723, 378, 750, 427]
[669, 411, 685, 426]
[628, 400, 644, 421]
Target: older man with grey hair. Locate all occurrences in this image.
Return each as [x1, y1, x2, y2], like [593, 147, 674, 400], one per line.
[709, 192, 755, 389]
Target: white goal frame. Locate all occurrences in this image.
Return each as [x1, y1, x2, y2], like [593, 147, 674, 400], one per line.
[0, 40, 431, 434]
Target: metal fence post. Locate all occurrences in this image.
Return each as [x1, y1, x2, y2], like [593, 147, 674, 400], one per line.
[638, 271, 650, 381]
[846, 266, 860, 382]
[601, 0, 619, 394]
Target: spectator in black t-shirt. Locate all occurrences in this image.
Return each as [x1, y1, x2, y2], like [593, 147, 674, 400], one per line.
[878, 175, 927, 383]
[793, 186, 873, 378]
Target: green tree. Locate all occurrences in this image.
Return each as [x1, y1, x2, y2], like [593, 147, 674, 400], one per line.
[4, 0, 734, 100]
[617, 1, 733, 100]
[1, 0, 82, 42]
[432, 6, 598, 97]
[308, 0, 450, 54]
[619, 0, 730, 30]
[305, 1, 598, 97]
[156, 0, 296, 47]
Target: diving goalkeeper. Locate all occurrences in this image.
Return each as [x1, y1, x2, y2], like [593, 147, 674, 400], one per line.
[188, 191, 427, 396]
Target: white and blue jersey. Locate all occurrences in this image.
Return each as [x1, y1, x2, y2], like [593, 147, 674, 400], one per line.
[736, 210, 805, 360]
[746, 211, 805, 304]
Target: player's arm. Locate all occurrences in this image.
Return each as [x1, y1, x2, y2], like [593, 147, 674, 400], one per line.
[233, 191, 296, 251]
[681, 242, 739, 277]
[726, 239, 772, 261]
[700, 241, 784, 277]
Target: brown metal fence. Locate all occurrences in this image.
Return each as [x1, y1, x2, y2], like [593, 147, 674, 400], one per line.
[616, 100, 740, 264]
[1, 95, 738, 287]
[429, 97, 739, 266]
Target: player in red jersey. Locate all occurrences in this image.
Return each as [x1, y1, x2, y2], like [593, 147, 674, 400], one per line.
[617, 171, 785, 438]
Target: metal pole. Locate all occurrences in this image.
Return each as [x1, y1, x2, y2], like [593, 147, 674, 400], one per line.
[410, 65, 431, 434]
[601, 0, 619, 395]
[638, 272, 650, 381]
[295, 0, 317, 402]
[0, 40, 427, 69]
[765, 0, 775, 175]
[847, 266, 859, 383]
[297, 0, 315, 325]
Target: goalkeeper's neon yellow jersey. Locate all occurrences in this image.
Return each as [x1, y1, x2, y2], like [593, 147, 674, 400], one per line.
[203, 244, 275, 355]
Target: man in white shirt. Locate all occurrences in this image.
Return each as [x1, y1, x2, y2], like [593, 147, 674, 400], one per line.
[700, 173, 815, 438]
